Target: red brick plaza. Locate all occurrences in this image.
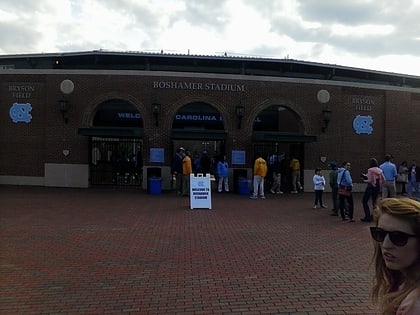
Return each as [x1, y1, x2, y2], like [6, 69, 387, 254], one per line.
[1, 186, 378, 314]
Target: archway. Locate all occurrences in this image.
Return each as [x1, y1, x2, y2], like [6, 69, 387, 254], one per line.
[78, 99, 143, 188]
[171, 102, 226, 175]
[252, 105, 316, 192]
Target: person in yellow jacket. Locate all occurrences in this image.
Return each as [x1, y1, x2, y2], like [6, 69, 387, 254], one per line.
[182, 150, 192, 196]
[250, 154, 268, 199]
[290, 156, 303, 193]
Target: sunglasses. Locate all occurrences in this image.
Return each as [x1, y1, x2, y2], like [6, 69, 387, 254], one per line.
[370, 227, 417, 247]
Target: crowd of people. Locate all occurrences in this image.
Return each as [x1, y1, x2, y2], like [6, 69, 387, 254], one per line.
[171, 149, 420, 312]
[172, 148, 420, 206]
[324, 156, 420, 313]
[326, 157, 420, 313]
[171, 147, 231, 196]
[325, 156, 420, 222]
[171, 148, 308, 198]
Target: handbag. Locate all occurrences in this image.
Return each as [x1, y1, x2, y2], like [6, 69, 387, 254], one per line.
[396, 173, 408, 183]
[337, 170, 351, 196]
[338, 186, 351, 196]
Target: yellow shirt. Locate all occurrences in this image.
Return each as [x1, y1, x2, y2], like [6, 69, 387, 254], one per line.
[254, 157, 267, 176]
[290, 158, 300, 171]
[182, 155, 192, 175]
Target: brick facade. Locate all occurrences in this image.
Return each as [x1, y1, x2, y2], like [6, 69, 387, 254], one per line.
[1, 68, 419, 190]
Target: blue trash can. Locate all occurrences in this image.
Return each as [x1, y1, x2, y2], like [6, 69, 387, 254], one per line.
[238, 177, 249, 195]
[148, 177, 162, 195]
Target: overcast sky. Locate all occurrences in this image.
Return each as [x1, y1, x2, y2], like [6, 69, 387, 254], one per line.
[1, 0, 420, 76]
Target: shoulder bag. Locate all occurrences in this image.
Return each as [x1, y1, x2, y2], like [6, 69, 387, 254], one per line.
[338, 170, 351, 196]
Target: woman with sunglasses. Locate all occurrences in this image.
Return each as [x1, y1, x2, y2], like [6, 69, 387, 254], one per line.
[370, 198, 420, 315]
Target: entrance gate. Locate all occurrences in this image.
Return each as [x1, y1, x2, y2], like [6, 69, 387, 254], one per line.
[252, 142, 304, 193]
[90, 137, 143, 188]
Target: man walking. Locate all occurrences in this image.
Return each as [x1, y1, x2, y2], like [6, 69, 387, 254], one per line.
[290, 156, 303, 193]
[250, 154, 268, 199]
[380, 154, 397, 198]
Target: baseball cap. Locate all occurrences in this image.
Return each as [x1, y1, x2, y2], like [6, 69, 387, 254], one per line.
[179, 147, 185, 151]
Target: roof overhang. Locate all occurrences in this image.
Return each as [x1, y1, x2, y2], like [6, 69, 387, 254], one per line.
[78, 127, 143, 138]
[171, 129, 227, 140]
[252, 131, 317, 143]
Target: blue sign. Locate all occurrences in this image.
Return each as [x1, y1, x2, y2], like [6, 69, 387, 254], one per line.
[353, 115, 373, 135]
[150, 148, 164, 163]
[9, 102, 32, 123]
[231, 150, 246, 165]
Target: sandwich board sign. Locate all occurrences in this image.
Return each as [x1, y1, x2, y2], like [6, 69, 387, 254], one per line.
[190, 173, 212, 209]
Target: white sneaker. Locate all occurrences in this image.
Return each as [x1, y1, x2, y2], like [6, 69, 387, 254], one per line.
[276, 191, 283, 194]
[270, 189, 275, 194]
[259, 195, 266, 199]
[250, 195, 258, 199]
[291, 190, 298, 194]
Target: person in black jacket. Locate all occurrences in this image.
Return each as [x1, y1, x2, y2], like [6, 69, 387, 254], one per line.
[171, 147, 185, 195]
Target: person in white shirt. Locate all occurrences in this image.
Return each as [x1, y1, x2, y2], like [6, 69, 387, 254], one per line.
[312, 168, 326, 209]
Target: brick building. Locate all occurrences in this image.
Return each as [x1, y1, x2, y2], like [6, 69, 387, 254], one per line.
[1, 51, 419, 191]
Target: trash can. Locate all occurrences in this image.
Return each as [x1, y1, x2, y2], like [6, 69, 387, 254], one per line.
[233, 169, 248, 192]
[148, 177, 162, 195]
[238, 177, 250, 195]
[147, 167, 162, 193]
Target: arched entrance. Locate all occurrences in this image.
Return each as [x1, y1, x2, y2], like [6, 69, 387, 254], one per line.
[78, 99, 143, 188]
[171, 102, 226, 174]
[252, 105, 316, 192]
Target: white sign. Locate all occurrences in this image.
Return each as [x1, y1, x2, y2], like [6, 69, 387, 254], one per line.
[190, 174, 212, 210]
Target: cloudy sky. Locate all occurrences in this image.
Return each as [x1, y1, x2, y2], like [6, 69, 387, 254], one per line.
[1, 0, 420, 76]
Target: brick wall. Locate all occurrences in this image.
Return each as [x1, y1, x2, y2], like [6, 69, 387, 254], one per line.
[1, 70, 419, 187]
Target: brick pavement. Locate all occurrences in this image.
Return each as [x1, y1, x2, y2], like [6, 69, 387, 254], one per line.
[0, 186, 378, 314]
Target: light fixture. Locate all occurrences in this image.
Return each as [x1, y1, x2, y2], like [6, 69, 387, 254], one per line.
[321, 108, 332, 133]
[58, 98, 69, 124]
[58, 79, 74, 124]
[235, 105, 244, 129]
[152, 103, 161, 127]
[317, 89, 331, 133]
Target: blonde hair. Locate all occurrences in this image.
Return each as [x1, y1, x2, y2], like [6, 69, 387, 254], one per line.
[371, 198, 420, 314]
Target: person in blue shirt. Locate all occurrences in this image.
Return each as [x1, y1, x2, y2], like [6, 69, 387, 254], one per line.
[380, 154, 398, 198]
[217, 155, 230, 193]
[337, 161, 354, 222]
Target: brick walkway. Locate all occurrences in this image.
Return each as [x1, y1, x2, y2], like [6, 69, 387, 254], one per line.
[0, 186, 378, 314]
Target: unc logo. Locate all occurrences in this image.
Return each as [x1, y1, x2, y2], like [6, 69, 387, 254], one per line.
[9, 103, 32, 123]
[198, 181, 204, 187]
[353, 115, 373, 135]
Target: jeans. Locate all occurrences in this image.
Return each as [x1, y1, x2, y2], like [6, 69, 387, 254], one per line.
[362, 184, 379, 219]
[331, 186, 338, 212]
[339, 193, 354, 220]
[271, 172, 282, 192]
[218, 176, 229, 192]
[182, 174, 190, 196]
[408, 179, 420, 198]
[291, 170, 302, 192]
[314, 190, 324, 206]
[252, 175, 265, 197]
[382, 180, 396, 198]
